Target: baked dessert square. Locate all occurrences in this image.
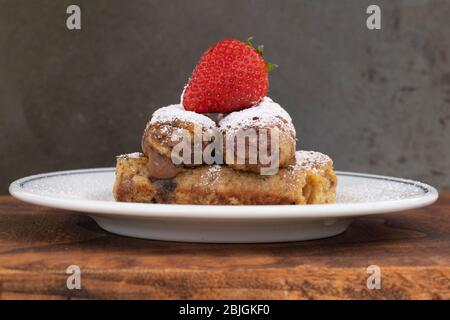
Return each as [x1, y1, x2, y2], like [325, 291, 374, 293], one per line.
[113, 151, 336, 205]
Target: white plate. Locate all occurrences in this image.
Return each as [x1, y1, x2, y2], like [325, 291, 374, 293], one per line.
[9, 169, 438, 243]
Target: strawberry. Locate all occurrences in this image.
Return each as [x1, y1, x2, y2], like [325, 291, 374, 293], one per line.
[182, 37, 277, 113]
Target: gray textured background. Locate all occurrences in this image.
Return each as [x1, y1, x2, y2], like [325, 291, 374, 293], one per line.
[1, 0, 449, 193]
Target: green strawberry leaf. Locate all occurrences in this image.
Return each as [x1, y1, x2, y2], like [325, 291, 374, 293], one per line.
[246, 36, 254, 47]
[244, 36, 278, 72]
[265, 62, 279, 72]
[257, 45, 264, 55]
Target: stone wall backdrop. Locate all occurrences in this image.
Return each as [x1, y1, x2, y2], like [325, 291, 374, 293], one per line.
[0, 0, 449, 193]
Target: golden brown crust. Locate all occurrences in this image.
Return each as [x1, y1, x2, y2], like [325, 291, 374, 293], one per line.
[113, 153, 156, 203]
[161, 164, 306, 205]
[302, 162, 337, 204]
[142, 120, 215, 160]
[113, 151, 336, 205]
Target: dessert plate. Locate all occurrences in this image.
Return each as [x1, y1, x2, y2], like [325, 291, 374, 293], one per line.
[9, 169, 438, 243]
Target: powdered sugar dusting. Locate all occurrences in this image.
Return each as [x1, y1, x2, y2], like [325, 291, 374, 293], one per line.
[199, 165, 222, 186]
[16, 169, 430, 205]
[336, 176, 429, 203]
[20, 171, 115, 201]
[150, 104, 216, 129]
[117, 152, 144, 159]
[219, 97, 295, 134]
[153, 124, 188, 143]
[169, 127, 188, 142]
[294, 150, 333, 173]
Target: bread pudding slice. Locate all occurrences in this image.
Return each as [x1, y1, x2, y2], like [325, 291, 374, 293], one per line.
[113, 151, 336, 205]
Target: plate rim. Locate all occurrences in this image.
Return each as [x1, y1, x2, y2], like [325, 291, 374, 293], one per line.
[9, 168, 439, 220]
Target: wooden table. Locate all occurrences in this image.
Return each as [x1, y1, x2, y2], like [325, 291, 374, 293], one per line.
[0, 194, 448, 300]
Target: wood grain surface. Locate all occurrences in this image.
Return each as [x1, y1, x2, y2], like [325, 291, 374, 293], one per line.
[0, 194, 448, 300]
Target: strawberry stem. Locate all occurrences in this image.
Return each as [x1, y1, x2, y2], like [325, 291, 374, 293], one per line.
[245, 36, 278, 72]
[257, 45, 264, 55]
[265, 62, 278, 72]
[245, 36, 254, 47]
